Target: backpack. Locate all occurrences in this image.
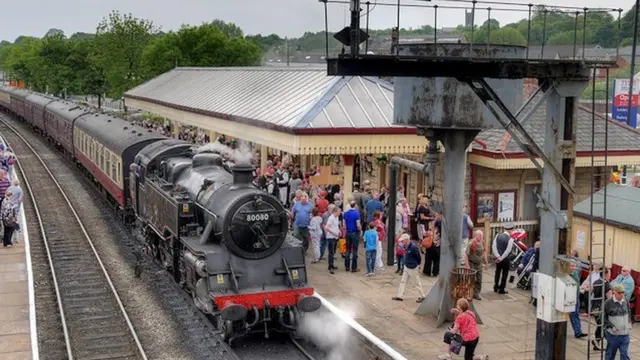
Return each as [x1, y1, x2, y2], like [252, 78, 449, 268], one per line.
[2, 206, 17, 227]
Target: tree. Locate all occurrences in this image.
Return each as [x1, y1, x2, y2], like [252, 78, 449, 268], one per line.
[141, 23, 262, 79]
[69, 32, 96, 41]
[210, 20, 244, 38]
[95, 11, 158, 97]
[44, 28, 65, 38]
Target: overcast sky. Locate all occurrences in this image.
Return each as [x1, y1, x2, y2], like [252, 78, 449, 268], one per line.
[1, 0, 636, 42]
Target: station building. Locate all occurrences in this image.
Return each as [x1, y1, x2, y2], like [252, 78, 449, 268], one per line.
[124, 66, 640, 243]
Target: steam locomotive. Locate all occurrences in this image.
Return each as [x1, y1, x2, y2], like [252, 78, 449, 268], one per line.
[0, 86, 321, 342]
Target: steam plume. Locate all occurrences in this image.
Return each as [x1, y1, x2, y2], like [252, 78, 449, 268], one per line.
[196, 139, 254, 166]
[297, 299, 359, 360]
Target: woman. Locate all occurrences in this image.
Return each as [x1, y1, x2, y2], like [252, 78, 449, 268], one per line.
[308, 208, 323, 263]
[1, 190, 19, 248]
[424, 213, 442, 276]
[415, 197, 432, 240]
[399, 197, 411, 232]
[438, 298, 488, 360]
[393, 199, 405, 238]
[372, 211, 386, 271]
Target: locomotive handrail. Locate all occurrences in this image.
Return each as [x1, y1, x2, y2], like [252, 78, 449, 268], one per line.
[194, 201, 218, 220]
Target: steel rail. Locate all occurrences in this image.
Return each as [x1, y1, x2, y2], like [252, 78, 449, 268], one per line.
[0, 117, 148, 360]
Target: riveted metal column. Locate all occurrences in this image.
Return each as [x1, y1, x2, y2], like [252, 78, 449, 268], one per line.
[416, 130, 478, 327]
[535, 79, 586, 360]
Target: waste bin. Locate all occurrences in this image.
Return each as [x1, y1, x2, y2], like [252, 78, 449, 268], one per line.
[450, 268, 477, 301]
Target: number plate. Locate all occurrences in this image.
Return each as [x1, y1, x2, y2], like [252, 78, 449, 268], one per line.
[246, 213, 270, 222]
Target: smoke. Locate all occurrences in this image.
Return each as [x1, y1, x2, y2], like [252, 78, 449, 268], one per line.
[196, 139, 254, 166]
[297, 299, 359, 360]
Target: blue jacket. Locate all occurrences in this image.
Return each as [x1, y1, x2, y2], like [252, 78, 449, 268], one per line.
[520, 248, 535, 266]
[403, 243, 422, 269]
[364, 230, 378, 251]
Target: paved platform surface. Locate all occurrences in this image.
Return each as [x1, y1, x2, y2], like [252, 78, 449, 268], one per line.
[0, 238, 33, 360]
[307, 247, 640, 360]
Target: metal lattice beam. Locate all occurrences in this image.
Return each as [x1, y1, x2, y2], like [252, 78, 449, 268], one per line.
[327, 56, 617, 79]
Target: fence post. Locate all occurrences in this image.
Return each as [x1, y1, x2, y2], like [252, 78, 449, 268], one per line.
[483, 221, 491, 255]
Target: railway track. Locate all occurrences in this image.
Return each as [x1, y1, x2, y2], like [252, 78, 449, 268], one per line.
[0, 119, 147, 360]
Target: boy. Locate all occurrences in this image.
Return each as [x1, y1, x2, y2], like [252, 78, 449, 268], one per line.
[364, 222, 378, 277]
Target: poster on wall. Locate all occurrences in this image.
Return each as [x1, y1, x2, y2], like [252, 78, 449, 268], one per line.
[497, 192, 515, 221]
[612, 78, 640, 128]
[476, 193, 495, 222]
[576, 231, 586, 250]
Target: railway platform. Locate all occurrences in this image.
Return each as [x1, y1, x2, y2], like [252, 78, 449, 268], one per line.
[307, 247, 640, 360]
[0, 141, 37, 360]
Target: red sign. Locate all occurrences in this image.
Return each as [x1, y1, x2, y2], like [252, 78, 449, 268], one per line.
[614, 93, 639, 107]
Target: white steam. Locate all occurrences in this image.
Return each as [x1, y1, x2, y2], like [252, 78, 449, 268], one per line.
[297, 299, 359, 360]
[196, 140, 254, 166]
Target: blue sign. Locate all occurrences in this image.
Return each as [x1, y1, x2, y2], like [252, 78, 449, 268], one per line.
[611, 79, 639, 128]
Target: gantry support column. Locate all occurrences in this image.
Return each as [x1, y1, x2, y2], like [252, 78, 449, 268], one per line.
[342, 155, 355, 202]
[415, 130, 479, 327]
[535, 80, 586, 360]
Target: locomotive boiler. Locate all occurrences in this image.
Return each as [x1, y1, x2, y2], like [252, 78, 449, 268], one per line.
[130, 139, 320, 342]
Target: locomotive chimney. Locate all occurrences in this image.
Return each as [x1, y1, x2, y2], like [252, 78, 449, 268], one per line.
[232, 163, 254, 185]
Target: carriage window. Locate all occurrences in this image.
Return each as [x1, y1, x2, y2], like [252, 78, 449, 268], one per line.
[99, 146, 103, 171]
[106, 152, 111, 176]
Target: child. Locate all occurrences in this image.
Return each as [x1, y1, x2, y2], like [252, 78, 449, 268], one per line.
[395, 229, 407, 275]
[364, 222, 378, 277]
[308, 208, 323, 263]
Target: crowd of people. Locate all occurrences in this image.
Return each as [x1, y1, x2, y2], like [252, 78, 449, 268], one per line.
[256, 155, 490, 360]
[0, 144, 24, 248]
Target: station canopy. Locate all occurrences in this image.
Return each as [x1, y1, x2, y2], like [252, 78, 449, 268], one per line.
[124, 67, 428, 155]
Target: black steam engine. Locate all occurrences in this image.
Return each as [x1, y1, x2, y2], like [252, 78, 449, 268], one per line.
[130, 139, 320, 342]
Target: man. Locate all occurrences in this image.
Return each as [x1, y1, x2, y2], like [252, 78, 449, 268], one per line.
[392, 234, 425, 303]
[275, 164, 290, 206]
[291, 193, 313, 252]
[343, 201, 361, 273]
[365, 192, 384, 223]
[589, 268, 612, 351]
[359, 180, 373, 227]
[603, 284, 632, 359]
[315, 190, 329, 216]
[492, 221, 515, 294]
[460, 204, 474, 266]
[612, 265, 635, 302]
[467, 230, 488, 300]
[319, 204, 335, 260]
[568, 261, 587, 339]
[324, 207, 342, 274]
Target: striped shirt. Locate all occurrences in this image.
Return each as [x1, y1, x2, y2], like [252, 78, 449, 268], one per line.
[0, 178, 11, 198]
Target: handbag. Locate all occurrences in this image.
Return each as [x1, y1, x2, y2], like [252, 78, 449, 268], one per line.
[421, 234, 433, 249]
[338, 238, 347, 255]
[450, 333, 463, 355]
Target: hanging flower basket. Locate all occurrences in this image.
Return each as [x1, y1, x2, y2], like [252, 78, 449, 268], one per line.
[375, 154, 388, 166]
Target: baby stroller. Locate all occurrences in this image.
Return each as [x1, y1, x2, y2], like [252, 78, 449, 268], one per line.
[508, 229, 529, 272]
[512, 252, 536, 290]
